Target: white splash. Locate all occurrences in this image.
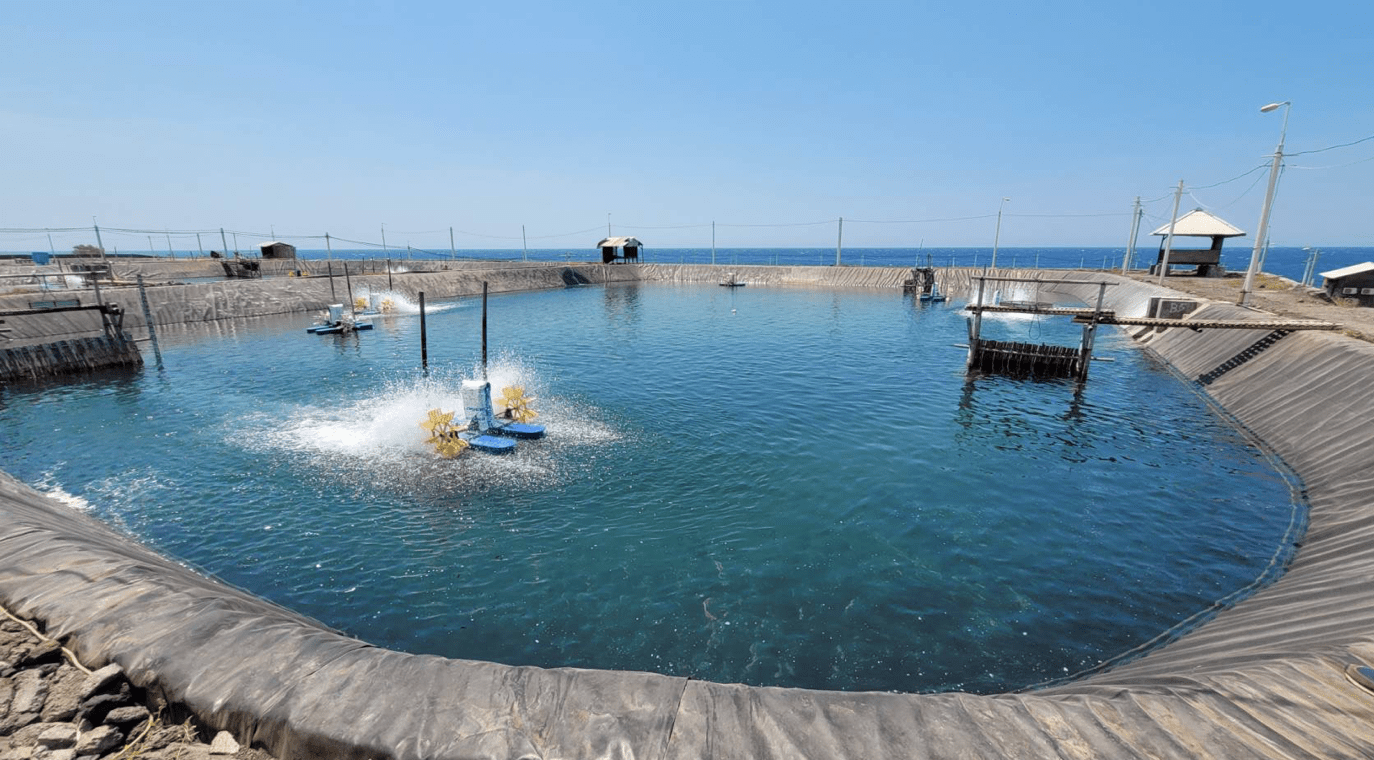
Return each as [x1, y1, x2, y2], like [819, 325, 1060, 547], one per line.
[356, 289, 462, 316]
[234, 359, 621, 492]
[35, 476, 92, 512]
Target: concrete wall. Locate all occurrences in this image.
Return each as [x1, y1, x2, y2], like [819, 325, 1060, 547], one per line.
[2, 266, 1373, 758]
[0, 261, 637, 345]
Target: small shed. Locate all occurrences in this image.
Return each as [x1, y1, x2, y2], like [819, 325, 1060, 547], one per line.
[1150, 209, 1245, 277]
[1320, 262, 1374, 307]
[258, 241, 297, 259]
[597, 236, 642, 264]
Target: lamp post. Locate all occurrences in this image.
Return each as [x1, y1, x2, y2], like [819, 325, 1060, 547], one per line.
[1301, 247, 1321, 288]
[990, 197, 1010, 269]
[1240, 101, 1291, 306]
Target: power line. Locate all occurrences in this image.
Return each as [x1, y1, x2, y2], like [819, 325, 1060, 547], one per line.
[1288, 132, 1374, 156]
[1186, 167, 1270, 211]
[1188, 163, 1269, 190]
[846, 214, 995, 224]
[717, 219, 836, 228]
[619, 222, 712, 230]
[1289, 153, 1374, 171]
[1005, 212, 1129, 218]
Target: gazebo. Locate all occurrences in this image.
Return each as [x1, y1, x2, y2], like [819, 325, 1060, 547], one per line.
[596, 237, 642, 264]
[1150, 209, 1244, 277]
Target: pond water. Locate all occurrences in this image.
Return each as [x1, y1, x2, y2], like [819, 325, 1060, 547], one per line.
[0, 283, 1304, 694]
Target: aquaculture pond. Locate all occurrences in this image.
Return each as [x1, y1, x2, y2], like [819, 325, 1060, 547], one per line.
[0, 283, 1304, 694]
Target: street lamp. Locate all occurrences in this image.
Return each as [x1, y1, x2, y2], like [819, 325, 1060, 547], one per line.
[990, 197, 1010, 269]
[1301, 246, 1322, 288]
[1240, 101, 1291, 306]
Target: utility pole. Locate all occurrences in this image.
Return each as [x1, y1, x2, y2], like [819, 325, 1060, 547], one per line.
[92, 219, 108, 265]
[1156, 181, 1185, 284]
[522, 225, 528, 261]
[449, 227, 455, 260]
[1120, 196, 1142, 274]
[711, 221, 716, 266]
[1241, 101, 1292, 307]
[835, 217, 843, 266]
[990, 197, 1010, 269]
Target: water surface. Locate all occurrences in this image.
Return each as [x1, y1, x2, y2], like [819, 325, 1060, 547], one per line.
[0, 283, 1304, 693]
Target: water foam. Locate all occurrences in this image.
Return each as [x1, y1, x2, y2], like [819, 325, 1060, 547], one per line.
[356, 289, 462, 315]
[34, 470, 91, 512]
[235, 359, 621, 493]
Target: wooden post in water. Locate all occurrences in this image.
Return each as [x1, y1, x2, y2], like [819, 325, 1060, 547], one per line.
[419, 291, 428, 370]
[1077, 281, 1109, 382]
[136, 274, 162, 368]
[387, 259, 393, 291]
[481, 281, 488, 379]
[967, 276, 986, 372]
[327, 261, 336, 301]
[343, 262, 354, 311]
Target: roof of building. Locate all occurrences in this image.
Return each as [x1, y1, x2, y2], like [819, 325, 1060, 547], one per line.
[596, 237, 642, 248]
[1320, 262, 1374, 280]
[258, 241, 296, 249]
[1150, 209, 1246, 238]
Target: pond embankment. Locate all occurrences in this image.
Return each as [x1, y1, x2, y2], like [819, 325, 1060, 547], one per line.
[1, 263, 1373, 758]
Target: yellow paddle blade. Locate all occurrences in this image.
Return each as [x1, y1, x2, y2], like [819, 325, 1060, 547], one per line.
[419, 408, 454, 434]
[434, 436, 469, 459]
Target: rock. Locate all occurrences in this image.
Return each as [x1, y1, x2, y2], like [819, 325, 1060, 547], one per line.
[75, 683, 130, 725]
[38, 751, 74, 760]
[8, 722, 71, 748]
[0, 676, 14, 718]
[0, 709, 39, 734]
[208, 731, 240, 755]
[76, 665, 123, 701]
[0, 748, 34, 760]
[35, 724, 76, 749]
[73, 725, 123, 755]
[101, 705, 150, 727]
[38, 668, 84, 723]
[0, 660, 14, 679]
[160, 743, 212, 760]
[17, 642, 61, 669]
[9, 670, 48, 716]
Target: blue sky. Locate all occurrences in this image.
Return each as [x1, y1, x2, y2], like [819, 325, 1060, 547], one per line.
[3, 0, 1370, 252]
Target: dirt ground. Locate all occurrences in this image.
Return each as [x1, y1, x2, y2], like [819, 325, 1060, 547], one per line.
[1123, 270, 1374, 343]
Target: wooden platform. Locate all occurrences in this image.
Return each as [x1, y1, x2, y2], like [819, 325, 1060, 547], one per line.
[1079, 315, 1341, 331]
[965, 304, 1340, 331]
[966, 304, 1111, 318]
